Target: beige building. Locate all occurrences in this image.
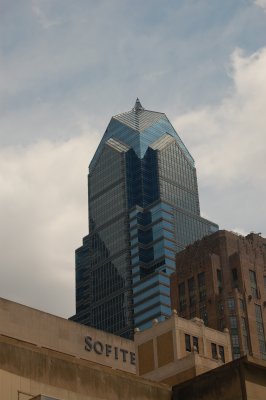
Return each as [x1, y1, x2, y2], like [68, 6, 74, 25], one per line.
[135, 310, 232, 386]
[0, 297, 136, 374]
[0, 297, 170, 400]
[0, 296, 265, 399]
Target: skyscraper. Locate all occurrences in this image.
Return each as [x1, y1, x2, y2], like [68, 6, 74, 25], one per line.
[71, 99, 218, 338]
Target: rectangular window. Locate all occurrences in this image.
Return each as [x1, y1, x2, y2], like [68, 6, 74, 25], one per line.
[217, 269, 222, 290]
[218, 301, 224, 316]
[193, 336, 199, 352]
[233, 351, 241, 359]
[232, 268, 238, 287]
[219, 345, 225, 362]
[188, 277, 196, 306]
[227, 298, 235, 311]
[255, 304, 266, 359]
[229, 316, 238, 329]
[241, 317, 248, 336]
[178, 282, 186, 311]
[249, 270, 258, 299]
[199, 305, 208, 326]
[243, 336, 249, 354]
[232, 335, 239, 346]
[239, 298, 245, 313]
[211, 343, 217, 359]
[229, 316, 238, 335]
[241, 317, 249, 352]
[198, 272, 206, 302]
[219, 318, 225, 331]
[185, 334, 191, 352]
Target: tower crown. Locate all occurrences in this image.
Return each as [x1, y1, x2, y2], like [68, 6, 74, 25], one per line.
[133, 98, 144, 111]
[90, 100, 194, 170]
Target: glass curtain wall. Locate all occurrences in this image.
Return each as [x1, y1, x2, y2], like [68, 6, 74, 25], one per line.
[71, 100, 218, 337]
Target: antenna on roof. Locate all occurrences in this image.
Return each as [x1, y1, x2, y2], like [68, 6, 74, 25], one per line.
[133, 98, 144, 111]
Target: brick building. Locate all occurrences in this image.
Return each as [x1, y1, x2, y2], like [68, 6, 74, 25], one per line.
[170, 230, 266, 360]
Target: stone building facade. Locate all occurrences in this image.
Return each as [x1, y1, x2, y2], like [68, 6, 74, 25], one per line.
[170, 230, 266, 360]
[135, 311, 232, 386]
[0, 296, 265, 399]
[0, 297, 169, 400]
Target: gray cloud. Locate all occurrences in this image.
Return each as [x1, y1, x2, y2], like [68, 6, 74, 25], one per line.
[1, 1, 266, 145]
[0, 133, 99, 316]
[174, 46, 266, 236]
[254, 0, 266, 11]
[0, 1, 266, 317]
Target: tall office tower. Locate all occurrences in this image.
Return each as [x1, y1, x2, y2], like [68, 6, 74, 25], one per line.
[71, 99, 218, 338]
[171, 230, 266, 360]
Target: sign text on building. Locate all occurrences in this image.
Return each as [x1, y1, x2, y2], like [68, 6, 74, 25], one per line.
[85, 336, 136, 365]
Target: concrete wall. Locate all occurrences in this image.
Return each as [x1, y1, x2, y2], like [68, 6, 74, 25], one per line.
[0, 334, 171, 400]
[172, 356, 266, 400]
[135, 311, 232, 385]
[0, 297, 135, 373]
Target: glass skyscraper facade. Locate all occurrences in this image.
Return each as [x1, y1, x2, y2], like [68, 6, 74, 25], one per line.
[71, 99, 218, 338]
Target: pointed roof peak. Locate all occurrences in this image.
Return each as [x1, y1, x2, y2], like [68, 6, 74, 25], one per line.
[133, 98, 144, 111]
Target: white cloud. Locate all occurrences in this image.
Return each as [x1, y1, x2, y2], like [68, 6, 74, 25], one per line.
[174, 46, 266, 236]
[31, 0, 63, 29]
[254, 0, 266, 11]
[0, 132, 99, 317]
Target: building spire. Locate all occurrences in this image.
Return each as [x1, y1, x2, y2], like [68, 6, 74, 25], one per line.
[133, 98, 144, 111]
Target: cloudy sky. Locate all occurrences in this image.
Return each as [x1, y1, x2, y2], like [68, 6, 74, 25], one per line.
[1, 0, 266, 318]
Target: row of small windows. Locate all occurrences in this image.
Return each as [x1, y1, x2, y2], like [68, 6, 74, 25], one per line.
[178, 272, 206, 311]
[217, 301, 250, 358]
[222, 267, 265, 299]
[185, 334, 225, 363]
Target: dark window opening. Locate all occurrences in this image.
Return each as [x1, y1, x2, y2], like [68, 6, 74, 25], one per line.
[232, 268, 238, 288]
[200, 305, 208, 326]
[193, 336, 199, 352]
[211, 343, 217, 359]
[249, 270, 258, 299]
[179, 282, 186, 311]
[188, 277, 196, 306]
[198, 272, 206, 302]
[185, 334, 191, 352]
[217, 269, 222, 290]
[219, 345, 225, 362]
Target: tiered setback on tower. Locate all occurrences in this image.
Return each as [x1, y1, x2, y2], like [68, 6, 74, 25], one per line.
[71, 100, 218, 338]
